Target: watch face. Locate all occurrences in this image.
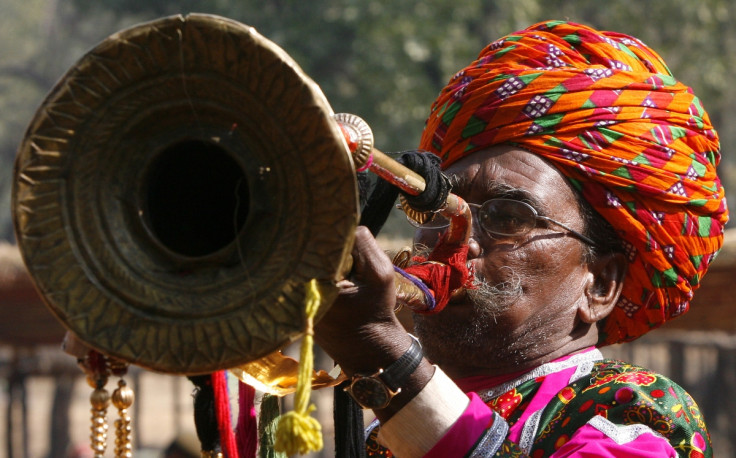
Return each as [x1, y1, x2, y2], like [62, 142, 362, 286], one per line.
[350, 377, 391, 409]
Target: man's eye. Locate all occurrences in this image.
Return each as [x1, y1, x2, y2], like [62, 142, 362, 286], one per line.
[483, 210, 516, 231]
[495, 213, 522, 230]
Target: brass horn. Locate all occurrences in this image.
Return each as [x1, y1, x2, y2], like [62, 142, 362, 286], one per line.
[13, 13, 466, 376]
[13, 13, 359, 374]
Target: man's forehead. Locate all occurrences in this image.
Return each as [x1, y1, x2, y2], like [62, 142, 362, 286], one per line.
[441, 146, 572, 208]
[447, 174, 533, 201]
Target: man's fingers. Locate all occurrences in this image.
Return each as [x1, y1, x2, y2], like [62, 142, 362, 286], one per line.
[350, 226, 395, 286]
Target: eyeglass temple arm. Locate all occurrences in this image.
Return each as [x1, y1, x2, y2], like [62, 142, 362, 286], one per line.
[537, 216, 597, 246]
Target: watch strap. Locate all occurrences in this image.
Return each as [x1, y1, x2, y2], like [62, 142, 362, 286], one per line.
[378, 335, 423, 391]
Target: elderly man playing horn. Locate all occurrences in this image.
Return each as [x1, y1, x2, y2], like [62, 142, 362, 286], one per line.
[316, 20, 727, 457]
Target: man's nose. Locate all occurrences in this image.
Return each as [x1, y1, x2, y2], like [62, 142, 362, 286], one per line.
[466, 236, 483, 259]
[465, 205, 485, 259]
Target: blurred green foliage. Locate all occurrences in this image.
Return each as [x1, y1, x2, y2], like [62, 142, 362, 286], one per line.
[1, 0, 734, 241]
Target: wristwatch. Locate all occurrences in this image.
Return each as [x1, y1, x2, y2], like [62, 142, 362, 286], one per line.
[344, 335, 423, 410]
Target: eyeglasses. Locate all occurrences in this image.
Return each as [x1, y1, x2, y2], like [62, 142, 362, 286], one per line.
[408, 198, 596, 246]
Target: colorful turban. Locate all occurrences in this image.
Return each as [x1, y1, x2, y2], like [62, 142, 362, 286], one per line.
[419, 20, 729, 345]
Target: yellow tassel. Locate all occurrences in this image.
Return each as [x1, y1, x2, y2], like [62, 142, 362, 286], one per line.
[273, 279, 324, 455]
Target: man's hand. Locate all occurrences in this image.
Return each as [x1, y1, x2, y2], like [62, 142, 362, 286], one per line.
[314, 226, 434, 419]
[315, 226, 408, 372]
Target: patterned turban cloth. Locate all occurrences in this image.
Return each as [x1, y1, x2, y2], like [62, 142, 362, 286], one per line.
[419, 20, 729, 345]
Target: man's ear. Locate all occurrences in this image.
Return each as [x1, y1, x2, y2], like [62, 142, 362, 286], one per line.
[579, 252, 627, 324]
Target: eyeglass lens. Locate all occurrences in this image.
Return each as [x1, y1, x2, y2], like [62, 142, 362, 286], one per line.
[411, 198, 537, 237]
[410, 198, 596, 245]
[479, 199, 537, 236]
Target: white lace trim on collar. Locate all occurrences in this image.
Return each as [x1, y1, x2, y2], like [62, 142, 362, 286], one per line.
[476, 348, 603, 401]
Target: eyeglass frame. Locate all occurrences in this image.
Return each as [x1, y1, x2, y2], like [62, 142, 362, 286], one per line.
[408, 198, 597, 246]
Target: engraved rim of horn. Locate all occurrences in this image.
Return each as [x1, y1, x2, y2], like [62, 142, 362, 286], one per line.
[12, 13, 359, 374]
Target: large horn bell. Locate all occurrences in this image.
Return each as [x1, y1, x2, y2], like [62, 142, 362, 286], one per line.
[12, 14, 358, 374]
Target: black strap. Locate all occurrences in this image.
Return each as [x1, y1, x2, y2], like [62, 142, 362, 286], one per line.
[333, 385, 367, 458]
[187, 375, 221, 454]
[334, 151, 443, 457]
[359, 150, 450, 236]
[398, 152, 451, 213]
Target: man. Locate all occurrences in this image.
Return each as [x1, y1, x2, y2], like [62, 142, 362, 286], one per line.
[315, 20, 727, 457]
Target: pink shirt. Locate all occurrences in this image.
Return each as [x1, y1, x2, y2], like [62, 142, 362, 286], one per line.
[423, 348, 678, 457]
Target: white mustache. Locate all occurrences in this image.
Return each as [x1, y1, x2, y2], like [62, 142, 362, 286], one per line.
[466, 269, 523, 312]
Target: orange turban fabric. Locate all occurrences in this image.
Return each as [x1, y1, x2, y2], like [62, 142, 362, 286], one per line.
[419, 20, 729, 345]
